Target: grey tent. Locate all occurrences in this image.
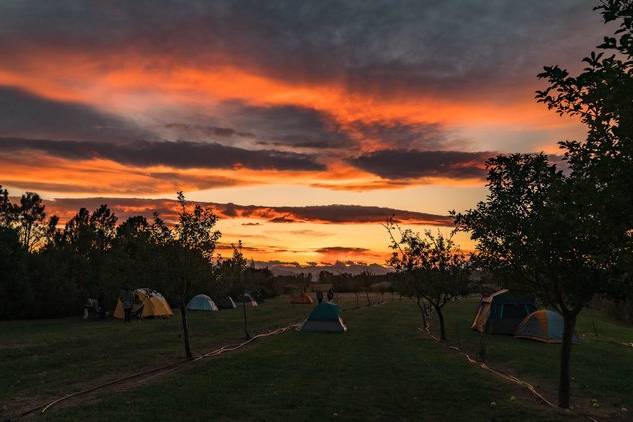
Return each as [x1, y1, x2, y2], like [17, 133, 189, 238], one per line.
[236, 293, 258, 307]
[214, 296, 237, 309]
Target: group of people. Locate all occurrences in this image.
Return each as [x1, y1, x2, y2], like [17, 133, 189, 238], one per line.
[82, 291, 106, 320]
[315, 288, 335, 304]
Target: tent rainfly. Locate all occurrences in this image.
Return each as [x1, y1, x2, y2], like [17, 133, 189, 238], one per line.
[471, 289, 536, 335]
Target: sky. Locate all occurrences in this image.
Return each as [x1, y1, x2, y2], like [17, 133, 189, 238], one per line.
[0, 1, 604, 272]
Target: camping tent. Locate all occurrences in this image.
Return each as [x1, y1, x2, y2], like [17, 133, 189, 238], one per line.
[114, 288, 173, 319]
[214, 296, 237, 309]
[471, 289, 536, 334]
[514, 310, 578, 343]
[237, 293, 258, 307]
[290, 293, 314, 304]
[187, 294, 219, 311]
[302, 303, 347, 332]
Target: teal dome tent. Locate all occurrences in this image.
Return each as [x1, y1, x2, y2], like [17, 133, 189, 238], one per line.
[187, 294, 219, 311]
[302, 303, 347, 332]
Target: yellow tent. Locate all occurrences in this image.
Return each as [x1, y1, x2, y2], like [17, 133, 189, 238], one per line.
[114, 288, 173, 319]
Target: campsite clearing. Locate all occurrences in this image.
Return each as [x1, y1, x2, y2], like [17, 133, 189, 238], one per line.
[1, 296, 631, 420]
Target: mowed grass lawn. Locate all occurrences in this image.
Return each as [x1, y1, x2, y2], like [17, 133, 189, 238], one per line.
[41, 301, 567, 422]
[433, 300, 633, 413]
[1, 295, 359, 416]
[1, 295, 631, 421]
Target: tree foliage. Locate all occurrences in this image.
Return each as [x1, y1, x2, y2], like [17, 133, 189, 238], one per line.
[454, 1, 633, 408]
[386, 222, 472, 340]
[0, 187, 287, 320]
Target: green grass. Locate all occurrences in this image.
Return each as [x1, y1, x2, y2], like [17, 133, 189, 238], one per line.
[1, 295, 352, 414]
[43, 302, 569, 421]
[433, 299, 633, 413]
[2, 295, 631, 421]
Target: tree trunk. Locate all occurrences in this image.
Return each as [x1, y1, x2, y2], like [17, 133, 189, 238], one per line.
[179, 296, 193, 359]
[558, 312, 577, 408]
[242, 295, 251, 339]
[433, 303, 446, 341]
[416, 297, 428, 330]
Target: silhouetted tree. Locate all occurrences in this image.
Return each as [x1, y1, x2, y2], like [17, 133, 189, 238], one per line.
[171, 192, 221, 359]
[455, 2, 633, 409]
[0, 186, 15, 227]
[387, 223, 471, 341]
[15, 192, 47, 252]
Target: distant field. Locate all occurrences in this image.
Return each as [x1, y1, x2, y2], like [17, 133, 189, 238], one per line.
[1, 295, 631, 421]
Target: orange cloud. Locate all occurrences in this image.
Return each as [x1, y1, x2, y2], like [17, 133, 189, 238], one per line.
[0, 48, 571, 146]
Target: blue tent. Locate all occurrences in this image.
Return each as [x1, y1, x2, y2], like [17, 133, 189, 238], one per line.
[187, 294, 219, 311]
[471, 289, 537, 334]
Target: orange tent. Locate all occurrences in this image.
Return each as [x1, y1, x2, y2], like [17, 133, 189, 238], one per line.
[290, 293, 314, 304]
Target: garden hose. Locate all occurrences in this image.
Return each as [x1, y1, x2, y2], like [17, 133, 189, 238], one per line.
[418, 327, 600, 422]
[14, 298, 386, 419]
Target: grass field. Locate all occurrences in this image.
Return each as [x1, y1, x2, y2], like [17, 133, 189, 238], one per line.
[1, 295, 632, 421]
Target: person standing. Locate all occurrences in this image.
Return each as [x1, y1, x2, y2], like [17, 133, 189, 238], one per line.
[97, 289, 105, 319]
[327, 288, 334, 303]
[120, 289, 134, 322]
[316, 289, 324, 304]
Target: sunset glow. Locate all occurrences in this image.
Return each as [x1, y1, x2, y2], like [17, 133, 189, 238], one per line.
[0, 1, 602, 269]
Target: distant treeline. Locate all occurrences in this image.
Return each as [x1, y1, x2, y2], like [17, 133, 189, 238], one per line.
[0, 186, 313, 319]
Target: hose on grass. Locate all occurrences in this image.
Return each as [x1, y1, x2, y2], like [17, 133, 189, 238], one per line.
[16, 298, 386, 419]
[16, 323, 300, 418]
[419, 327, 557, 407]
[418, 327, 600, 422]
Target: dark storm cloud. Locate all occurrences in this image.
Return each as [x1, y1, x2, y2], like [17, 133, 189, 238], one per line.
[349, 150, 493, 180]
[0, 86, 153, 142]
[256, 204, 453, 225]
[0, 137, 325, 171]
[315, 246, 371, 254]
[352, 121, 450, 150]
[0, 1, 603, 99]
[164, 103, 449, 151]
[218, 101, 354, 149]
[163, 123, 255, 140]
[254, 260, 390, 277]
[163, 102, 355, 150]
[39, 197, 453, 226]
